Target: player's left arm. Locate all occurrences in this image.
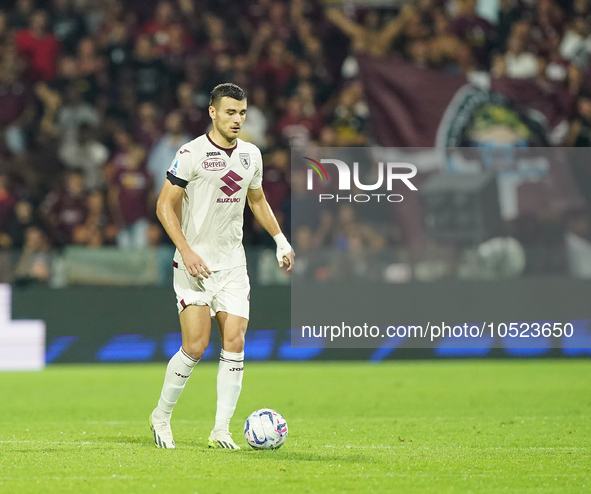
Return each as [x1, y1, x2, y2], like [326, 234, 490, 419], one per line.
[247, 186, 294, 272]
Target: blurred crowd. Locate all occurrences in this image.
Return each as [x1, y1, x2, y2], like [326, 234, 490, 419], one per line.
[1, 0, 591, 284]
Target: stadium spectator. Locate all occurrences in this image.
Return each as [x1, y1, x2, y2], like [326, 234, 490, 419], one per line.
[231, 55, 251, 92]
[267, 1, 294, 43]
[201, 15, 236, 63]
[131, 34, 167, 103]
[295, 81, 320, 121]
[8, 199, 36, 250]
[451, 0, 496, 69]
[203, 52, 234, 92]
[239, 86, 269, 149]
[329, 81, 369, 146]
[176, 0, 199, 34]
[530, 0, 564, 57]
[59, 123, 109, 191]
[73, 190, 117, 247]
[108, 131, 153, 249]
[315, 125, 337, 147]
[14, 10, 61, 81]
[14, 225, 52, 285]
[254, 39, 297, 103]
[147, 111, 191, 193]
[0, 10, 9, 46]
[493, 32, 540, 78]
[142, 1, 193, 55]
[283, 59, 330, 104]
[429, 9, 466, 72]
[93, 0, 136, 39]
[50, 0, 86, 55]
[53, 56, 79, 94]
[10, 0, 36, 31]
[0, 184, 33, 283]
[330, 203, 387, 281]
[106, 128, 146, 176]
[75, 37, 106, 79]
[0, 172, 17, 251]
[34, 81, 62, 138]
[289, 168, 333, 249]
[325, 5, 416, 58]
[261, 147, 290, 216]
[497, 0, 523, 52]
[56, 81, 100, 142]
[162, 23, 194, 88]
[560, 16, 591, 68]
[540, 31, 571, 89]
[275, 95, 321, 147]
[133, 102, 163, 150]
[291, 224, 330, 282]
[100, 20, 134, 80]
[141, 1, 175, 48]
[175, 82, 209, 139]
[40, 169, 88, 246]
[290, 0, 326, 70]
[109, 74, 139, 132]
[565, 91, 591, 145]
[0, 44, 35, 155]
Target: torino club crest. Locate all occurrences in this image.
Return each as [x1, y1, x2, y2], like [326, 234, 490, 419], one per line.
[239, 153, 251, 169]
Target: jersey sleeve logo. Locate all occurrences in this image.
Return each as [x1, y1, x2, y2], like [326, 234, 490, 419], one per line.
[179, 149, 190, 154]
[203, 158, 227, 171]
[168, 160, 179, 176]
[239, 153, 251, 169]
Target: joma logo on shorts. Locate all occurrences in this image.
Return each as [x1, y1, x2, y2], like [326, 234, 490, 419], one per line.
[229, 367, 243, 372]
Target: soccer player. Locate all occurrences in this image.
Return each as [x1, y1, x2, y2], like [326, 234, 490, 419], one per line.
[149, 83, 293, 450]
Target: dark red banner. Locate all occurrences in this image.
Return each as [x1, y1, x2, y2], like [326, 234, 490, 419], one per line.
[358, 56, 568, 148]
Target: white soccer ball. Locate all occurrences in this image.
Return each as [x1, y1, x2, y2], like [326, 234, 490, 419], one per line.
[244, 408, 288, 450]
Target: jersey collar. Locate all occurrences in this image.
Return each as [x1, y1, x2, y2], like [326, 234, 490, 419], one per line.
[206, 132, 237, 158]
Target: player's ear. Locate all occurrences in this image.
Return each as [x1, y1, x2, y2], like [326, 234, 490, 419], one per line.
[208, 106, 216, 119]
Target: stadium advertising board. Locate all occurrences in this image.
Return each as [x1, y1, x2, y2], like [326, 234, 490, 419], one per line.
[0, 284, 45, 370]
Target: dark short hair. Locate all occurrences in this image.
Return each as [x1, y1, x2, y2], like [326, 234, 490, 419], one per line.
[209, 83, 246, 107]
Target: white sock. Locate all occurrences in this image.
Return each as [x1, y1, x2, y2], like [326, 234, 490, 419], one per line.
[213, 349, 244, 432]
[155, 348, 199, 420]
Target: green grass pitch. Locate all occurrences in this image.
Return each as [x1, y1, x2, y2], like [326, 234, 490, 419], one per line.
[1, 360, 589, 493]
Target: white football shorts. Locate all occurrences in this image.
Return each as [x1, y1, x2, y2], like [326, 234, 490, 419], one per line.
[173, 263, 250, 320]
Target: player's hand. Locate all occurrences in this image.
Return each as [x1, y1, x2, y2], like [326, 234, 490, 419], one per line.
[181, 249, 211, 280]
[274, 233, 294, 273]
[279, 250, 294, 272]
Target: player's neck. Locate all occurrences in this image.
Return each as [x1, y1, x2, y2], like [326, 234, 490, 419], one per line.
[208, 130, 236, 149]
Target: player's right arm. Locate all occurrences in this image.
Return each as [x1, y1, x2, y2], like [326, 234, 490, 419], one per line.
[156, 178, 211, 280]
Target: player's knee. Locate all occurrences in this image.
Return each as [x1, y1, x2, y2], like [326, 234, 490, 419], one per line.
[223, 332, 245, 353]
[182, 342, 207, 361]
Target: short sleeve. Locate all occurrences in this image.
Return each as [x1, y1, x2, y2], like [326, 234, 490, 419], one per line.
[248, 147, 263, 190]
[166, 147, 194, 188]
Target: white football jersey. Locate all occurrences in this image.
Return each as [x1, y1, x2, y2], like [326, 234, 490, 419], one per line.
[166, 133, 263, 271]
